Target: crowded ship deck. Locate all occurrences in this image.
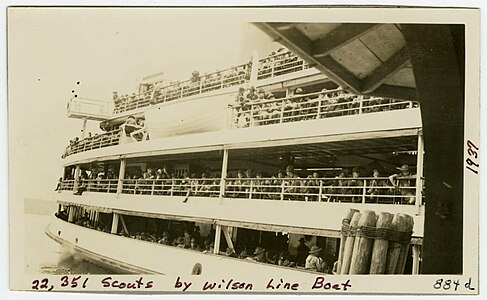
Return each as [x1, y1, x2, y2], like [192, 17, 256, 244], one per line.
[50, 45, 425, 276]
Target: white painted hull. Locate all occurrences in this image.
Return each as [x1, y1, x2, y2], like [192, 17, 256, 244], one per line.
[45, 214, 325, 278]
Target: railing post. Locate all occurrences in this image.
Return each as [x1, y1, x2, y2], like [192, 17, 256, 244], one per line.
[280, 180, 285, 201]
[248, 179, 253, 199]
[117, 158, 126, 196]
[270, 58, 275, 78]
[151, 180, 155, 195]
[359, 98, 364, 114]
[219, 148, 229, 199]
[249, 104, 254, 127]
[280, 99, 285, 123]
[318, 180, 323, 202]
[170, 180, 174, 196]
[362, 179, 367, 204]
[415, 130, 424, 215]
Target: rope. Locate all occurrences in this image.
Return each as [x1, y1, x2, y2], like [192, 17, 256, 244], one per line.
[341, 220, 412, 244]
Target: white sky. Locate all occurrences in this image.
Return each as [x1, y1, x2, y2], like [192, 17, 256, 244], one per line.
[8, 8, 278, 200]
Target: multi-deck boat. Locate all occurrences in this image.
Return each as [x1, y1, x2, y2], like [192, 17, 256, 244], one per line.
[47, 47, 425, 277]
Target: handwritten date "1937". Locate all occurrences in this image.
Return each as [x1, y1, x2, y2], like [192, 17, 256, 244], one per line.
[466, 140, 479, 174]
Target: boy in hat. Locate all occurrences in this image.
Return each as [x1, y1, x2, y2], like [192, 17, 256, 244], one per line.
[250, 247, 267, 263]
[305, 246, 326, 272]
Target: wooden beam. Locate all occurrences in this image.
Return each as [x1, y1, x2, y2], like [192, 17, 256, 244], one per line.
[312, 23, 379, 58]
[369, 84, 418, 100]
[221, 226, 235, 251]
[318, 56, 362, 92]
[361, 48, 411, 93]
[255, 23, 362, 93]
[119, 214, 129, 235]
[402, 24, 465, 275]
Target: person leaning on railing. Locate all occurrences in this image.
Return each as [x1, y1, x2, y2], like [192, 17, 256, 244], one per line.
[389, 164, 416, 204]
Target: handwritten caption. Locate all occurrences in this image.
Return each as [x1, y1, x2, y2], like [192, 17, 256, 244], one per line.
[30, 275, 477, 293]
[174, 276, 351, 292]
[466, 140, 479, 174]
[433, 277, 476, 292]
[31, 275, 350, 292]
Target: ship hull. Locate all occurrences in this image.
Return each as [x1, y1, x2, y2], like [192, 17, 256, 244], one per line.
[45, 214, 324, 278]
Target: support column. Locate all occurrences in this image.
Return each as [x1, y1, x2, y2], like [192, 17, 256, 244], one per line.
[219, 149, 229, 198]
[213, 224, 222, 254]
[73, 165, 81, 192]
[94, 211, 100, 226]
[249, 50, 260, 85]
[116, 158, 126, 196]
[111, 213, 120, 234]
[415, 130, 424, 215]
[412, 244, 421, 274]
[81, 117, 88, 139]
[68, 206, 74, 222]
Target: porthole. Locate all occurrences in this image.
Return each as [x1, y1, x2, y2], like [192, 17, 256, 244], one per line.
[58, 231, 61, 236]
[191, 263, 202, 275]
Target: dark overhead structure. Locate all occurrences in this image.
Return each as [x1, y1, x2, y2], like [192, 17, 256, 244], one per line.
[256, 22, 465, 274]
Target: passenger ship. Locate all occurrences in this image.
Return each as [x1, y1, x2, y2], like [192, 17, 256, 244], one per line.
[48, 46, 425, 277]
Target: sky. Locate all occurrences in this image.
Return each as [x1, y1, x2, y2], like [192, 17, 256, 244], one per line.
[8, 8, 278, 200]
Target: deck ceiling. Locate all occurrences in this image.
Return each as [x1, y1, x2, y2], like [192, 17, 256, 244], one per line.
[231, 135, 417, 162]
[255, 23, 417, 100]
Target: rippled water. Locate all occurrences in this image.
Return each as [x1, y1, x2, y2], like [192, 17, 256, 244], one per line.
[25, 201, 113, 275]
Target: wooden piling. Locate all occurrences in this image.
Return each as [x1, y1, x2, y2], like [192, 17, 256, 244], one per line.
[339, 212, 361, 274]
[385, 214, 407, 274]
[395, 214, 414, 274]
[349, 210, 377, 274]
[337, 209, 359, 274]
[369, 212, 394, 274]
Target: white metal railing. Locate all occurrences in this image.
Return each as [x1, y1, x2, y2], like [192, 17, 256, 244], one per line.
[84, 179, 119, 193]
[59, 179, 75, 191]
[62, 129, 121, 158]
[224, 177, 420, 205]
[114, 63, 252, 114]
[121, 178, 221, 197]
[231, 89, 417, 128]
[109, 176, 424, 206]
[113, 92, 152, 114]
[257, 51, 309, 80]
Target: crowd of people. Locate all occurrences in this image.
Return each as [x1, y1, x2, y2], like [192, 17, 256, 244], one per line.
[233, 86, 415, 128]
[60, 161, 417, 204]
[62, 210, 334, 274]
[111, 48, 308, 115]
[224, 164, 417, 204]
[258, 46, 307, 79]
[112, 63, 252, 114]
[62, 129, 121, 158]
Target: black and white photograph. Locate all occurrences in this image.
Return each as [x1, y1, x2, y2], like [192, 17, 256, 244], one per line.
[6, 6, 480, 295]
